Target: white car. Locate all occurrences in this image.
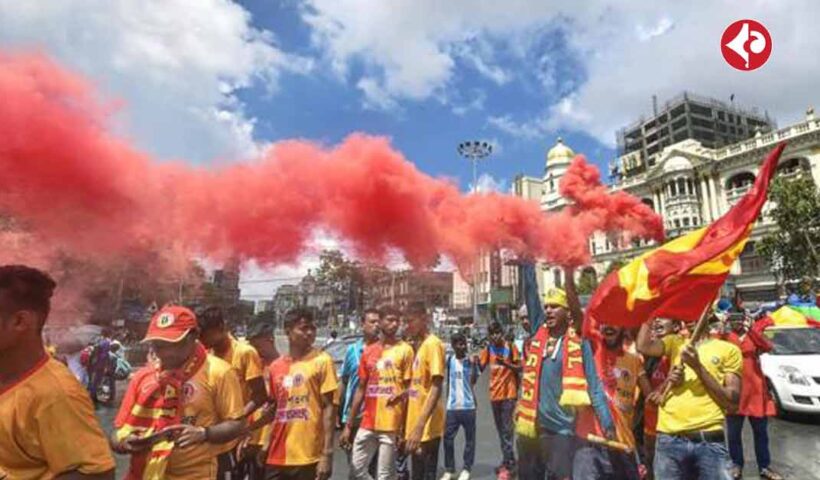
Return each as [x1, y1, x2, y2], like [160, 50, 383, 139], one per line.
[760, 326, 820, 414]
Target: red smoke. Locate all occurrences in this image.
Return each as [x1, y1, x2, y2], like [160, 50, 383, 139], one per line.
[0, 50, 663, 290]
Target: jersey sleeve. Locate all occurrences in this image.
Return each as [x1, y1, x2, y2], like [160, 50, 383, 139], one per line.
[215, 367, 246, 421]
[243, 346, 265, 382]
[37, 389, 115, 475]
[722, 343, 743, 376]
[428, 339, 445, 378]
[320, 354, 340, 396]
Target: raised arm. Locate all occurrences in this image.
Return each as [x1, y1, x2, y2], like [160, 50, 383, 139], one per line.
[521, 262, 545, 335]
[564, 266, 583, 333]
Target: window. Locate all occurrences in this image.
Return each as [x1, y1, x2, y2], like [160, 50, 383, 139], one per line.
[683, 217, 690, 226]
[670, 182, 677, 196]
[687, 179, 694, 194]
[674, 219, 681, 228]
[553, 269, 563, 289]
[677, 178, 686, 196]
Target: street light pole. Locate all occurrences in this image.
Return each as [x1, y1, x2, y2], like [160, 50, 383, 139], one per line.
[457, 140, 494, 326]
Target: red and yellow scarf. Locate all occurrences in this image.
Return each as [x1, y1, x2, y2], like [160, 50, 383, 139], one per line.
[515, 325, 589, 438]
[115, 342, 207, 480]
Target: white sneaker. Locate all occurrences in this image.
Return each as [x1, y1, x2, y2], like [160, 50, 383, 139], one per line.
[457, 470, 471, 480]
[439, 473, 454, 480]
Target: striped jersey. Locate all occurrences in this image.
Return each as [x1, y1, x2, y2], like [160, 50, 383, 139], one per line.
[445, 355, 476, 411]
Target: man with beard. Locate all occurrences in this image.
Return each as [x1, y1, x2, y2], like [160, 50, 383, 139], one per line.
[516, 263, 614, 480]
[636, 312, 742, 480]
[573, 324, 651, 479]
[0, 265, 115, 480]
[112, 305, 246, 480]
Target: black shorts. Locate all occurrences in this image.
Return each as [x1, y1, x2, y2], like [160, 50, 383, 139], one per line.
[264, 463, 318, 480]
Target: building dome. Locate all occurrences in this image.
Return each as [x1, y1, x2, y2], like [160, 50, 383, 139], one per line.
[663, 155, 693, 173]
[546, 137, 575, 166]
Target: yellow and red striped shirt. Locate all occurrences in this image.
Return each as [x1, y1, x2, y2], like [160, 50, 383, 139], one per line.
[358, 341, 414, 432]
[266, 350, 338, 466]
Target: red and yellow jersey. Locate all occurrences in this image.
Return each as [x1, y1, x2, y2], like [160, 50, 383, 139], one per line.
[0, 356, 115, 480]
[479, 342, 521, 401]
[359, 341, 414, 432]
[606, 351, 644, 449]
[406, 334, 445, 442]
[114, 354, 245, 480]
[266, 350, 338, 466]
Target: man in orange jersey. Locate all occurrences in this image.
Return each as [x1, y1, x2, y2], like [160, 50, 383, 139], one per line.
[403, 302, 446, 480]
[572, 324, 651, 479]
[199, 306, 268, 477]
[341, 306, 414, 479]
[260, 307, 338, 480]
[112, 305, 246, 480]
[479, 320, 521, 478]
[0, 265, 115, 480]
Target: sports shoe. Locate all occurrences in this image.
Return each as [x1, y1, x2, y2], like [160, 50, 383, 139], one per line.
[760, 467, 784, 480]
[439, 473, 454, 480]
[729, 465, 742, 480]
[457, 470, 471, 480]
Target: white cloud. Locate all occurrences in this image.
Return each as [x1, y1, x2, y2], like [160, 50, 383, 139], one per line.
[299, 1, 820, 148]
[0, 0, 313, 162]
[471, 173, 507, 193]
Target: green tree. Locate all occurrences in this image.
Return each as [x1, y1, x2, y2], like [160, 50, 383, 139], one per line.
[758, 175, 820, 288]
[577, 268, 599, 295]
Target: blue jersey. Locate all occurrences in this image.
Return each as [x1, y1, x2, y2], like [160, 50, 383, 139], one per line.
[340, 339, 365, 423]
[445, 354, 477, 411]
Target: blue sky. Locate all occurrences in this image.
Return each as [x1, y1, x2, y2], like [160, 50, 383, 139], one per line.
[2, 0, 818, 297]
[234, 0, 608, 190]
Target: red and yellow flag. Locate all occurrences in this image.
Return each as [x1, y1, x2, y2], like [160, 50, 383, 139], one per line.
[587, 143, 786, 327]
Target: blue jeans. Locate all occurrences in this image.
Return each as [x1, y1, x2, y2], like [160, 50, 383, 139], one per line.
[572, 442, 639, 479]
[443, 409, 476, 473]
[726, 415, 771, 471]
[492, 399, 517, 468]
[654, 433, 732, 480]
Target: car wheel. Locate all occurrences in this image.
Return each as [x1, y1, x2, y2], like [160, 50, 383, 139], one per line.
[766, 378, 789, 420]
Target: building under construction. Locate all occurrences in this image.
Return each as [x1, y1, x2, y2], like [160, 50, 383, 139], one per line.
[615, 92, 775, 175]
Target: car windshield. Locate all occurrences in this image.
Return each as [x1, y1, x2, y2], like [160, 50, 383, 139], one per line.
[766, 327, 820, 355]
[324, 339, 354, 362]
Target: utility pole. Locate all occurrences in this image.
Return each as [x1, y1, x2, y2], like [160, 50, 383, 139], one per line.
[457, 140, 494, 325]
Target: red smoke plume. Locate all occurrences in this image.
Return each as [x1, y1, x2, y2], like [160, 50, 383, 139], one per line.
[0, 51, 663, 291]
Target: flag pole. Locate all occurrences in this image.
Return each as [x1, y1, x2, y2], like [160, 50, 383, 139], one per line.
[658, 296, 717, 405]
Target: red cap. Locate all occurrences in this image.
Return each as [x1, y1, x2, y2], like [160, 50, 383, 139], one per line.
[142, 305, 198, 343]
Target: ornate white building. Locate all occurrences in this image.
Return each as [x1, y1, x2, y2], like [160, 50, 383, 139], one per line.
[511, 107, 820, 303]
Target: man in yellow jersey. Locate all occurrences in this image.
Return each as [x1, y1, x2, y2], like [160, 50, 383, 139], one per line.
[112, 305, 247, 480]
[255, 307, 338, 480]
[403, 302, 445, 480]
[636, 316, 742, 480]
[342, 306, 414, 479]
[199, 306, 268, 477]
[246, 314, 280, 477]
[0, 265, 116, 480]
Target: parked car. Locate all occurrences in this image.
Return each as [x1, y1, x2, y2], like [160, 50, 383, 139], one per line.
[323, 334, 363, 376]
[760, 326, 820, 415]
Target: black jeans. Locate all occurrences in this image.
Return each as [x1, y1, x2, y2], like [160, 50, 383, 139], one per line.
[443, 409, 476, 473]
[491, 399, 517, 469]
[411, 437, 441, 480]
[264, 463, 317, 480]
[572, 442, 639, 479]
[726, 415, 771, 471]
[517, 431, 578, 479]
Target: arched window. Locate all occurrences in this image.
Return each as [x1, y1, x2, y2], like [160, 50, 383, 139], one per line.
[553, 269, 563, 289]
[726, 172, 756, 191]
[777, 158, 811, 178]
[641, 198, 655, 211]
[670, 181, 677, 196]
[677, 178, 686, 196]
